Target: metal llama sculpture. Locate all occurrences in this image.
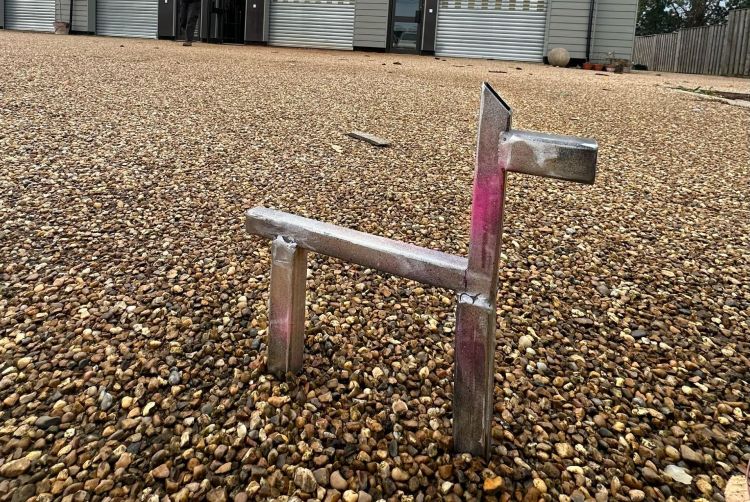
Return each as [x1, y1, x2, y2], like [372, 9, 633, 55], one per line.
[246, 83, 598, 457]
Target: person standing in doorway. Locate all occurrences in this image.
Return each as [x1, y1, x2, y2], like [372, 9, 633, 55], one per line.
[179, 0, 201, 46]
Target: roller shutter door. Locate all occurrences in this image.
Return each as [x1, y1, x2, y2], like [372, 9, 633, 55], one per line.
[436, 0, 547, 62]
[4, 0, 55, 32]
[269, 0, 354, 50]
[97, 0, 158, 38]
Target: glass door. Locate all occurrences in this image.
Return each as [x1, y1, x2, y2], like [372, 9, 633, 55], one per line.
[390, 0, 422, 52]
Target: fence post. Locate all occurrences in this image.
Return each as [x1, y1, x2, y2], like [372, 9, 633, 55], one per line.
[721, 10, 735, 75]
[674, 30, 683, 72]
[738, 9, 750, 76]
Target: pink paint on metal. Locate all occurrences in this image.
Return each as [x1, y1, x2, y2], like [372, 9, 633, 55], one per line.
[452, 84, 512, 457]
[468, 170, 506, 262]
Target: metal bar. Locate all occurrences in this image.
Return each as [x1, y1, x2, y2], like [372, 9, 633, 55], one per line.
[453, 294, 496, 457]
[506, 130, 598, 185]
[246, 207, 469, 292]
[267, 237, 308, 375]
[453, 82, 511, 457]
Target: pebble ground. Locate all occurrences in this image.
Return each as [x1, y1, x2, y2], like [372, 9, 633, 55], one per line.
[0, 31, 749, 502]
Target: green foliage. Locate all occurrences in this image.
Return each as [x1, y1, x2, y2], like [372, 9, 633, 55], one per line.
[637, 0, 682, 35]
[637, 0, 750, 35]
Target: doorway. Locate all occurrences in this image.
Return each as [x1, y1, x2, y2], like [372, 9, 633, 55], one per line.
[389, 0, 422, 52]
[175, 1, 202, 40]
[210, 0, 246, 44]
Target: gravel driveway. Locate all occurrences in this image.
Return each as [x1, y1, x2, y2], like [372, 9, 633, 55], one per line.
[0, 31, 748, 502]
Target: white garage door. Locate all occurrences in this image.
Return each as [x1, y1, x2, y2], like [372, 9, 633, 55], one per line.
[269, 0, 354, 50]
[5, 0, 55, 32]
[97, 0, 158, 38]
[436, 0, 547, 61]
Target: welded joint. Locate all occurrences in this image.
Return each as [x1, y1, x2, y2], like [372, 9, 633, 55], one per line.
[457, 292, 493, 311]
[270, 235, 299, 260]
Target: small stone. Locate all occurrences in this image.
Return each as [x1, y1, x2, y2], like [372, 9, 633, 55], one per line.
[99, 391, 113, 411]
[533, 478, 547, 493]
[0, 458, 31, 477]
[206, 487, 227, 502]
[440, 481, 453, 494]
[680, 444, 704, 464]
[573, 317, 594, 326]
[168, 370, 181, 385]
[663, 465, 692, 485]
[313, 467, 329, 486]
[391, 400, 408, 414]
[555, 442, 575, 459]
[215, 462, 232, 474]
[236, 423, 247, 440]
[151, 463, 170, 478]
[342, 490, 358, 502]
[484, 476, 503, 493]
[642, 467, 661, 485]
[664, 445, 680, 460]
[696, 477, 713, 496]
[142, 402, 156, 416]
[611, 476, 621, 495]
[294, 467, 318, 492]
[116, 452, 133, 469]
[174, 489, 190, 502]
[193, 464, 207, 479]
[267, 396, 289, 408]
[518, 334, 534, 351]
[11, 484, 35, 500]
[629, 489, 645, 502]
[437, 464, 453, 479]
[95, 479, 114, 494]
[17, 357, 32, 369]
[35, 415, 61, 429]
[121, 396, 133, 409]
[325, 490, 342, 502]
[330, 470, 347, 490]
[391, 467, 410, 481]
[358, 491, 372, 502]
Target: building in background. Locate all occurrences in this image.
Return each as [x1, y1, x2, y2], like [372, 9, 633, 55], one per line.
[0, 0, 638, 64]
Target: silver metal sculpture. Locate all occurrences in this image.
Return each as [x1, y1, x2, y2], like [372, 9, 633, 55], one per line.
[246, 83, 598, 457]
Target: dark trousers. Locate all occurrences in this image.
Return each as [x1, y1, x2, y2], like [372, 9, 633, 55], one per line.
[179, 1, 201, 42]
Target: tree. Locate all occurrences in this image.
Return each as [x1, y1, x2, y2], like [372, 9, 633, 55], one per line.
[637, 0, 750, 35]
[637, 0, 682, 35]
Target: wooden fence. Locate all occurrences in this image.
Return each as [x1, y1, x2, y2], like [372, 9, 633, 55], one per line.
[632, 8, 750, 76]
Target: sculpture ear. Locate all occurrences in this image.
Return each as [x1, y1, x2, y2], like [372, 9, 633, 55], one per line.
[480, 83, 512, 133]
[505, 131, 598, 185]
